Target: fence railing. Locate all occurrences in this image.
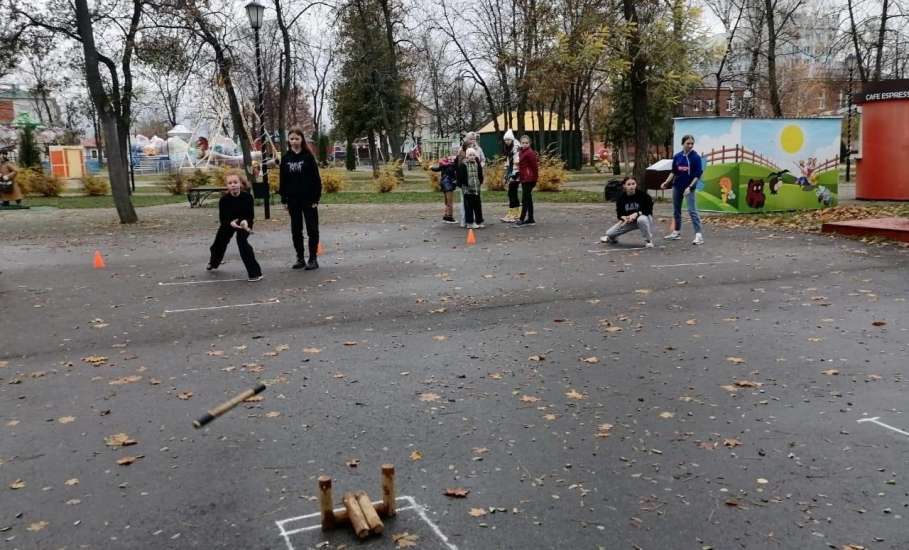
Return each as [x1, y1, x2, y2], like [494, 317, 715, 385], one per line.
[702, 145, 782, 171]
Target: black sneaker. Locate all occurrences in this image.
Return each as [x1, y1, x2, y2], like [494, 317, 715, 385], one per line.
[304, 258, 319, 270]
[292, 259, 306, 269]
[514, 220, 536, 227]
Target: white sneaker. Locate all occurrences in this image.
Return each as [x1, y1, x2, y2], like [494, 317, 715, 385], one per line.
[599, 235, 617, 244]
[644, 241, 654, 248]
[477, 224, 486, 229]
[664, 231, 681, 240]
[469, 223, 480, 229]
[692, 233, 704, 245]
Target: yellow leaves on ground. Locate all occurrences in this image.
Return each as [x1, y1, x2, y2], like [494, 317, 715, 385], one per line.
[26, 521, 48, 532]
[726, 357, 746, 364]
[595, 423, 613, 438]
[177, 391, 193, 400]
[444, 487, 469, 498]
[64, 478, 79, 486]
[658, 411, 675, 419]
[822, 369, 840, 376]
[528, 355, 544, 362]
[685, 319, 698, 325]
[81, 355, 107, 366]
[419, 392, 441, 402]
[723, 438, 742, 448]
[432, 335, 448, 341]
[519, 395, 540, 404]
[346, 458, 360, 468]
[392, 532, 419, 548]
[116, 455, 143, 466]
[303, 347, 321, 354]
[409, 450, 423, 461]
[580, 356, 599, 364]
[109, 375, 142, 385]
[9, 479, 26, 490]
[468, 507, 487, 517]
[105, 433, 138, 447]
[565, 389, 587, 401]
[57, 416, 76, 424]
[265, 411, 281, 418]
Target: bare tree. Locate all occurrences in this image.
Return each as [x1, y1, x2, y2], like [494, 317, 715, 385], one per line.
[705, 0, 746, 115]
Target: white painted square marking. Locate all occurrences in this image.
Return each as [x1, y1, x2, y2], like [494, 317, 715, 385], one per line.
[275, 496, 457, 550]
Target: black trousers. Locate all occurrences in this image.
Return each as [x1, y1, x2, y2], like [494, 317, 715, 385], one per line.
[287, 197, 319, 261]
[209, 225, 262, 277]
[520, 181, 536, 221]
[464, 193, 483, 224]
[507, 180, 521, 208]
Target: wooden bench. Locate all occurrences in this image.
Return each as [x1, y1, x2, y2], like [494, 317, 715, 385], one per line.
[186, 187, 226, 208]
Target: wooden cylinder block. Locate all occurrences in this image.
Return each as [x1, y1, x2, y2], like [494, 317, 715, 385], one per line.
[381, 464, 396, 517]
[355, 491, 384, 534]
[342, 491, 371, 539]
[318, 476, 334, 531]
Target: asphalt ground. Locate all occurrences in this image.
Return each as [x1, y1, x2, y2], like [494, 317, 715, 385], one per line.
[1, 203, 908, 550]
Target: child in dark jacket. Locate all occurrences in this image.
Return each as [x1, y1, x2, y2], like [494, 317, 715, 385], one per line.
[208, 170, 263, 280]
[431, 147, 459, 223]
[456, 147, 484, 228]
[600, 176, 654, 247]
[278, 127, 322, 270]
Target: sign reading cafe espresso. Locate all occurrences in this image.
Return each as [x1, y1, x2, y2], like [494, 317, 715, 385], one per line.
[854, 79, 909, 104]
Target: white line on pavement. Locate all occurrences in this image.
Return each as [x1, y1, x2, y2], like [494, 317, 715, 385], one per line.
[650, 260, 740, 268]
[158, 278, 248, 286]
[163, 299, 280, 315]
[857, 416, 909, 437]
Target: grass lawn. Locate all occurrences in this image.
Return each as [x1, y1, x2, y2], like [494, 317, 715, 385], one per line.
[23, 195, 187, 209]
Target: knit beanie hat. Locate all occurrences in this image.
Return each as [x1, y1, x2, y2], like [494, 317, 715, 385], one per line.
[503, 129, 515, 142]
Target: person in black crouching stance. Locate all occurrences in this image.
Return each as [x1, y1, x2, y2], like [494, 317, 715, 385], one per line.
[208, 170, 263, 281]
[278, 126, 322, 270]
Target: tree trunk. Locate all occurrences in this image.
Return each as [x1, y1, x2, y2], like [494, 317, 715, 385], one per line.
[377, 0, 402, 157]
[274, 0, 291, 153]
[367, 131, 379, 178]
[624, 0, 649, 183]
[74, 0, 136, 223]
[873, 0, 888, 81]
[847, 0, 868, 83]
[585, 98, 595, 167]
[764, 0, 783, 117]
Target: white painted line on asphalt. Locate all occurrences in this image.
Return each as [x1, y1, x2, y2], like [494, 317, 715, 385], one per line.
[163, 299, 280, 315]
[158, 278, 248, 286]
[587, 247, 648, 254]
[275, 495, 457, 550]
[857, 416, 909, 437]
[650, 260, 740, 268]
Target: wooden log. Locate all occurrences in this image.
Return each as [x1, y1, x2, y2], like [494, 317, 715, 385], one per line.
[355, 491, 384, 534]
[381, 464, 396, 517]
[318, 476, 334, 531]
[193, 383, 266, 428]
[342, 491, 371, 539]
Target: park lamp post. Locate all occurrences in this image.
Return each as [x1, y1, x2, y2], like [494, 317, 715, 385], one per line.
[245, 0, 270, 219]
[845, 54, 856, 184]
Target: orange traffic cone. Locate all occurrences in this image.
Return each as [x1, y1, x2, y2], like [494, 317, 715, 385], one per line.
[466, 228, 477, 245]
[317, 242, 325, 256]
[93, 250, 106, 269]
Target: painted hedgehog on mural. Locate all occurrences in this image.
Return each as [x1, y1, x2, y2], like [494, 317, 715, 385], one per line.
[746, 179, 766, 209]
[815, 185, 834, 206]
[767, 169, 789, 194]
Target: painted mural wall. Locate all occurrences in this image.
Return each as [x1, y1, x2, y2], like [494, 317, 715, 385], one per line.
[673, 117, 843, 212]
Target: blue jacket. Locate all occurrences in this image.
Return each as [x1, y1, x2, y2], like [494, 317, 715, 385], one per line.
[671, 150, 703, 191]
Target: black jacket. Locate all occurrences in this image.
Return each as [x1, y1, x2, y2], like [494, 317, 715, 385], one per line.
[615, 190, 653, 219]
[278, 148, 322, 204]
[456, 160, 484, 193]
[219, 191, 255, 227]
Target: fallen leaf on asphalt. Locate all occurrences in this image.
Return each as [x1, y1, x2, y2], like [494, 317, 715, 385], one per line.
[105, 433, 137, 447]
[871, 320, 887, 327]
[808, 337, 823, 342]
[520, 395, 540, 403]
[726, 357, 746, 364]
[206, 350, 224, 357]
[595, 423, 613, 438]
[82, 355, 108, 366]
[756, 478, 768, 485]
[685, 319, 698, 325]
[734, 380, 762, 388]
[634, 289, 652, 295]
[543, 413, 558, 421]
[116, 455, 143, 466]
[58, 416, 76, 424]
[720, 384, 739, 392]
[26, 521, 48, 532]
[432, 335, 448, 341]
[65, 499, 81, 505]
[346, 459, 360, 468]
[9, 479, 25, 490]
[265, 411, 281, 418]
[242, 363, 264, 373]
[444, 487, 469, 498]
[723, 438, 742, 448]
[842, 545, 866, 550]
[419, 392, 441, 402]
[565, 389, 587, 400]
[821, 369, 840, 376]
[468, 508, 487, 517]
[0, 361, 7, 368]
[243, 395, 264, 403]
[488, 372, 503, 380]
[658, 411, 675, 419]
[6, 420, 19, 427]
[580, 356, 599, 364]
[410, 450, 423, 461]
[472, 447, 489, 455]
[64, 478, 79, 486]
[303, 347, 321, 354]
[392, 532, 419, 548]
[149, 378, 162, 385]
[109, 375, 142, 385]
[275, 344, 289, 352]
[528, 355, 544, 362]
[604, 326, 623, 333]
[343, 341, 358, 346]
[177, 391, 193, 400]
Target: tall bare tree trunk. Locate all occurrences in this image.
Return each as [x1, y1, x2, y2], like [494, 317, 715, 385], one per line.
[764, 0, 783, 116]
[75, 0, 136, 223]
[273, 0, 291, 153]
[873, 0, 888, 81]
[846, 0, 868, 83]
[624, 0, 649, 182]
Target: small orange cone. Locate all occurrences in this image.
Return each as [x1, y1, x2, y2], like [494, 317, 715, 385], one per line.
[466, 228, 477, 245]
[93, 250, 106, 269]
[317, 242, 325, 256]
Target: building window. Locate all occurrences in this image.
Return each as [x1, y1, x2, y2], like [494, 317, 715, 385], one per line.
[692, 99, 702, 112]
[726, 96, 735, 113]
[817, 91, 827, 110]
[91, 149, 98, 159]
[705, 99, 716, 113]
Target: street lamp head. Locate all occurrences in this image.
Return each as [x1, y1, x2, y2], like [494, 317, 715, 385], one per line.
[845, 54, 856, 72]
[245, 0, 265, 30]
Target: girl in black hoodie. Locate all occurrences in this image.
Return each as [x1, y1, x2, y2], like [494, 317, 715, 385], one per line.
[208, 170, 262, 281]
[278, 127, 322, 270]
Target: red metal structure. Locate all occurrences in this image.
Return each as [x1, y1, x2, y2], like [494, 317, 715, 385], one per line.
[855, 79, 909, 200]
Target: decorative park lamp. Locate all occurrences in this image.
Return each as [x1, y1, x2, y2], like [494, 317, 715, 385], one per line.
[245, 0, 270, 219]
[845, 54, 856, 183]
